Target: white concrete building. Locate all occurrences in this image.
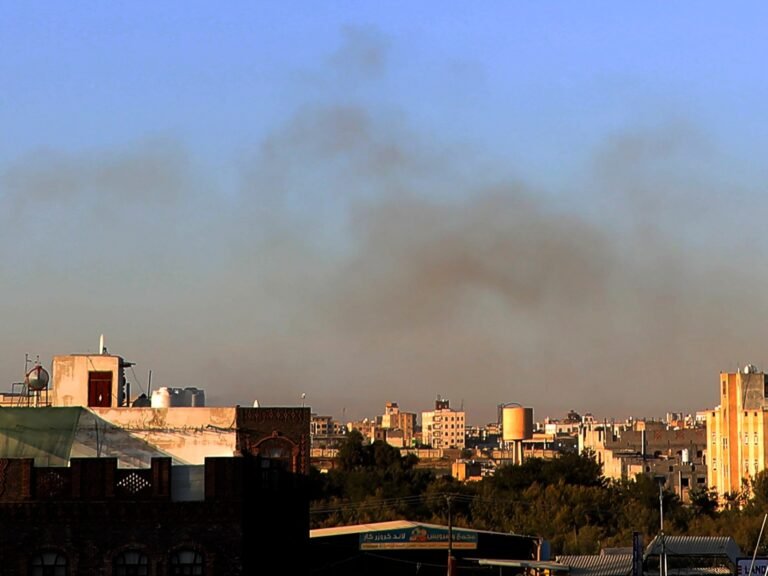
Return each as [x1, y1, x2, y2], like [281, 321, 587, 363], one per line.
[421, 397, 465, 449]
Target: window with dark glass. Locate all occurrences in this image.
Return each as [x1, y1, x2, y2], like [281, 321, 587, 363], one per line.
[31, 552, 66, 576]
[170, 550, 204, 576]
[114, 550, 149, 576]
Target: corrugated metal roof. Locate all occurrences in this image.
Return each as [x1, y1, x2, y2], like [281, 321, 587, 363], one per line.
[556, 554, 633, 576]
[311, 520, 421, 538]
[310, 520, 533, 539]
[645, 536, 742, 563]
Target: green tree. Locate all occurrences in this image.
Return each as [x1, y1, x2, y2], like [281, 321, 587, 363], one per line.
[750, 470, 768, 511]
[688, 486, 718, 518]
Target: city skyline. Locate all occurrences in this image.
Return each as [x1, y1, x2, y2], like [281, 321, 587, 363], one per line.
[4, 3, 768, 424]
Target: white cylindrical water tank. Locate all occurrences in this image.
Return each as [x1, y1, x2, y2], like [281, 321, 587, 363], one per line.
[682, 448, 689, 464]
[151, 387, 172, 408]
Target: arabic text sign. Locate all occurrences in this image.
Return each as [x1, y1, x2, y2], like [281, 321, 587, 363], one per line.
[360, 526, 478, 550]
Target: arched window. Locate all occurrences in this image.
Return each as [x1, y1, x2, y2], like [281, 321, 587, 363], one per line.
[113, 550, 149, 576]
[256, 437, 295, 471]
[30, 552, 66, 576]
[169, 549, 204, 576]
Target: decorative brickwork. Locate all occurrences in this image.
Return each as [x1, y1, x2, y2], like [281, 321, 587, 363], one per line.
[0, 456, 308, 575]
[235, 407, 311, 475]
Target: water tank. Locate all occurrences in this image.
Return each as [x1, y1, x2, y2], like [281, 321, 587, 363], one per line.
[151, 387, 172, 408]
[26, 365, 50, 391]
[502, 406, 534, 442]
[681, 448, 690, 464]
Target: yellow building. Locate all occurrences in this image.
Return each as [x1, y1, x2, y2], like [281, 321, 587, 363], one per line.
[707, 365, 768, 498]
[381, 402, 417, 447]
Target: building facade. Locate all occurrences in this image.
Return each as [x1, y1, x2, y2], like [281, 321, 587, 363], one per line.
[421, 398, 466, 449]
[0, 349, 311, 574]
[706, 365, 768, 498]
[380, 402, 417, 447]
[0, 455, 308, 575]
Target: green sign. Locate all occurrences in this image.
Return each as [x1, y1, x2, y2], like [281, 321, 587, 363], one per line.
[360, 526, 478, 550]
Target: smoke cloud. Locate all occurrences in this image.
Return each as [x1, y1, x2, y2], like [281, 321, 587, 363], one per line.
[2, 27, 768, 424]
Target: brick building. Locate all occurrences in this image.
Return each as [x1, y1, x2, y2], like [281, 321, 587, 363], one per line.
[0, 454, 308, 575]
[0, 348, 311, 574]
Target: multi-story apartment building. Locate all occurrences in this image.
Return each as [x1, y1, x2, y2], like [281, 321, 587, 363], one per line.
[707, 365, 768, 498]
[421, 397, 466, 449]
[579, 418, 707, 501]
[380, 402, 417, 447]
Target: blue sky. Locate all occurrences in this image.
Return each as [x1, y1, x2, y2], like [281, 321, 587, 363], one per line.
[2, 3, 768, 422]
[6, 2, 768, 185]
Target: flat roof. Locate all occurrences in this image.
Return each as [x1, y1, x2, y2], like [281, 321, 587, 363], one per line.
[310, 520, 535, 540]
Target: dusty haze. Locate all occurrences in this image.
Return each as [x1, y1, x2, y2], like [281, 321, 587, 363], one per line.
[2, 29, 768, 424]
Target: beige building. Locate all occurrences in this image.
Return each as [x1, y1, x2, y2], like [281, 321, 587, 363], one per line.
[0, 350, 310, 471]
[421, 397, 465, 449]
[707, 365, 768, 498]
[380, 402, 417, 447]
[52, 354, 130, 408]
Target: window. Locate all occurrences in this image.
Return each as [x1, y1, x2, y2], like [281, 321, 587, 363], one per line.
[746, 434, 750, 445]
[723, 437, 728, 449]
[114, 551, 149, 576]
[31, 552, 66, 576]
[756, 433, 760, 445]
[170, 550, 204, 576]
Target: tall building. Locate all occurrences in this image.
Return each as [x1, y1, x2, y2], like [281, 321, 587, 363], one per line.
[707, 365, 768, 498]
[421, 397, 466, 449]
[380, 402, 417, 447]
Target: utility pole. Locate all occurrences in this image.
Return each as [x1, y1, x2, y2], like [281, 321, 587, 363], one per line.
[447, 495, 453, 575]
[659, 482, 666, 576]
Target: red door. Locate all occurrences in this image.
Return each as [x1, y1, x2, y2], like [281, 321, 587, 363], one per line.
[88, 371, 112, 407]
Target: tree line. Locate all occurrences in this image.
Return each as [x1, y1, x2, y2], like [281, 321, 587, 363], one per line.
[310, 430, 768, 555]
